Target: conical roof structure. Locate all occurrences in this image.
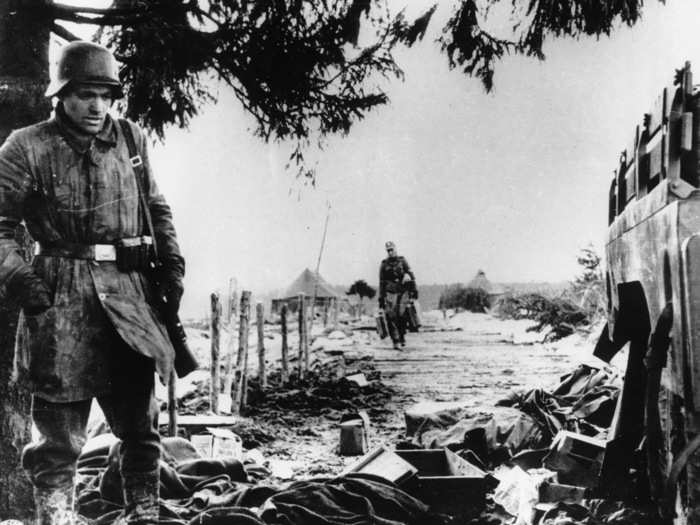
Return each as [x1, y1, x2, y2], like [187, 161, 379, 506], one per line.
[467, 270, 504, 294]
[282, 268, 338, 299]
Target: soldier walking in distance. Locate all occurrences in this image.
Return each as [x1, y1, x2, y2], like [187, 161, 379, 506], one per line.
[378, 241, 417, 349]
[0, 41, 184, 524]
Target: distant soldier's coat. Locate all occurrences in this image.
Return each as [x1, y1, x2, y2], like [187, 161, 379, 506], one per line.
[0, 109, 181, 402]
[379, 255, 415, 342]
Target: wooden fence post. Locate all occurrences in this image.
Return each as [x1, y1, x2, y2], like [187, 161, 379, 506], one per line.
[280, 303, 289, 383]
[168, 369, 178, 437]
[210, 292, 222, 414]
[233, 291, 251, 414]
[333, 297, 340, 327]
[304, 300, 310, 374]
[298, 294, 306, 380]
[323, 301, 329, 327]
[256, 302, 267, 389]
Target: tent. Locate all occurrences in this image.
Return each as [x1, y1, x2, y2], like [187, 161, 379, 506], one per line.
[272, 268, 343, 313]
[467, 270, 505, 301]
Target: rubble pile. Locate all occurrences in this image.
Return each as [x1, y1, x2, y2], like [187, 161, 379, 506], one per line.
[378, 363, 656, 524]
[403, 365, 619, 465]
[176, 354, 397, 422]
[245, 369, 396, 419]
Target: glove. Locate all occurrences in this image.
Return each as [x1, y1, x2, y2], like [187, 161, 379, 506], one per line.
[154, 254, 185, 316]
[7, 266, 52, 315]
[410, 289, 419, 300]
[155, 278, 183, 317]
[378, 297, 385, 309]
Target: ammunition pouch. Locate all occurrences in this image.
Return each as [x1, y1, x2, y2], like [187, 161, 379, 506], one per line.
[116, 236, 154, 272]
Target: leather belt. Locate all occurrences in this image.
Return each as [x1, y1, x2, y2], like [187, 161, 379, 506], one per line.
[37, 237, 150, 261]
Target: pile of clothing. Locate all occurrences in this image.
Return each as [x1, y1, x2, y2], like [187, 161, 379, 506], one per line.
[75, 436, 449, 525]
[404, 364, 620, 469]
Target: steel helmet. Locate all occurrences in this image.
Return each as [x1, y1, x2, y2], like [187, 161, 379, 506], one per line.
[45, 41, 123, 98]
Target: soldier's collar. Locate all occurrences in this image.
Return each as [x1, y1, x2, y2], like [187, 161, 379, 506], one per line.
[54, 103, 118, 153]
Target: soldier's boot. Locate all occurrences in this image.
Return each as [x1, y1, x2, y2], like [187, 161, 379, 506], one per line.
[121, 469, 160, 524]
[34, 485, 75, 525]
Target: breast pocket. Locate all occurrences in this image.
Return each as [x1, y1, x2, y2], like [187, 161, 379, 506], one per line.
[52, 181, 74, 211]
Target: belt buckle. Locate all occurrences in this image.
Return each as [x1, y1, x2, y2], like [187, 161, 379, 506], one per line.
[94, 244, 116, 261]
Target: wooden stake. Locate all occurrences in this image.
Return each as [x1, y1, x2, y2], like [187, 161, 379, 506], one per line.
[222, 320, 236, 399]
[222, 277, 238, 399]
[233, 290, 251, 414]
[298, 293, 306, 380]
[256, 302, 267, 389]
[333, 296, 340, 327]
[304, 301, 310, 373]
[210, 292, 222, 414]
[167, 369, 178, 437]
[280, 303, 289, 383]
[241, 329, 250, 408]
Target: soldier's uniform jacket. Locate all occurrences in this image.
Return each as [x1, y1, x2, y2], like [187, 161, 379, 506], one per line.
[0, 106, 182, 402]
[379, 256, 415, 298]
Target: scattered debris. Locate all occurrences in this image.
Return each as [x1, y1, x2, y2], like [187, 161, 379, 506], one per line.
[543, 430, 605, 488]
[345, 372, 369, 387]
[394, 448, 491, 520]
[344, 446, 418, 484]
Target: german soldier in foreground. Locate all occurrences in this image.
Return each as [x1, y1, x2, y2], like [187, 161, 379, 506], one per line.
[378, 241, 417, 349]
[0, 41, 184, 524]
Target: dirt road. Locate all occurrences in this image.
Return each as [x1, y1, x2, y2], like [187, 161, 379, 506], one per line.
[366, 311, 601, 409]
[234, 311, 609, 480]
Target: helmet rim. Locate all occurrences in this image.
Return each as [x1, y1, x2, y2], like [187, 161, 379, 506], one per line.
[45, 41, 123, 99]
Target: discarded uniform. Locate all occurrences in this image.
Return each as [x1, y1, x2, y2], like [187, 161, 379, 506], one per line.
[0, 41, 184, 524]
[378, 241, 417, 349]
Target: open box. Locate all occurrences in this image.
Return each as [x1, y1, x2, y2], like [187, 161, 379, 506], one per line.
[395, 449, 490, 520]
[345, 447, 490, 519]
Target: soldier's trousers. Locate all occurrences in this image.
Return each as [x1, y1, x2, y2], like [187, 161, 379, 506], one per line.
[385, 291, 409, 344]
[22, 352, 160, 490]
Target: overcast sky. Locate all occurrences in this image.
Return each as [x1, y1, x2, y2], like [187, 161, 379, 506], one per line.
[61, 0, 700, 317]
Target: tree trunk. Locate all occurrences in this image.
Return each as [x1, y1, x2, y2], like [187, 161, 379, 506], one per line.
[0, 1, 51, 519]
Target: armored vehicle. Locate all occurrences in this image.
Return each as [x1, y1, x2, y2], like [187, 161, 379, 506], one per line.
[599, 61, 700, 523]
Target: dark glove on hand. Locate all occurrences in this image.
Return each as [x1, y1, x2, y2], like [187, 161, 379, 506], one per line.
[411, 290, 419, 300]
[154, 254, 185, 316]
[378, 297, 385, 309]
[8, 267, 52, 315]
[156, 278, 184, 317]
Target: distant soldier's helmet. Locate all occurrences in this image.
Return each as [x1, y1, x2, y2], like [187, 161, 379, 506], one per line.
[45, 41, 123, 98]
[385, 241, 396, 250]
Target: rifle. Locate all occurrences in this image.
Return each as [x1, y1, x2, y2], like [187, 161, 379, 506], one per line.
[119, 119, 199, 378]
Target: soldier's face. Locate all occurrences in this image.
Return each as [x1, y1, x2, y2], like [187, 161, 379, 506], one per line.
[62, 84, 113, 135]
